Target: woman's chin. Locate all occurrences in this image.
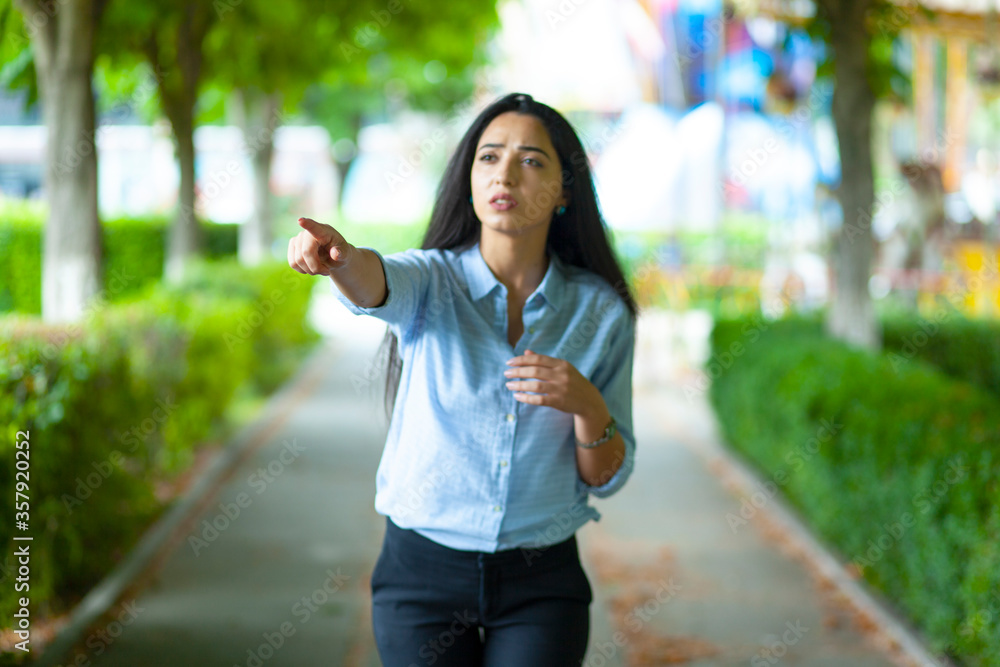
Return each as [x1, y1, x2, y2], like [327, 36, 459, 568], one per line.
[481, 215, 548, 236]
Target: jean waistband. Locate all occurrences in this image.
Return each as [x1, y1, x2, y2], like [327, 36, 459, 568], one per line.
[384, 516, 578, 571]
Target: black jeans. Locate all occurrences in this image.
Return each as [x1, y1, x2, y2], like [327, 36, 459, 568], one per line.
[370, 516, 592, 667]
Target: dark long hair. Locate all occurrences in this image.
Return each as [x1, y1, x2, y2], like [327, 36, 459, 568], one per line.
[376, 92, 640, 423]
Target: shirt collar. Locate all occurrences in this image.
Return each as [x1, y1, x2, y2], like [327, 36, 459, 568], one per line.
[459, 241, 565, 312]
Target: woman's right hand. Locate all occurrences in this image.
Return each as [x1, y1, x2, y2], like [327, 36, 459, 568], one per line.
[288, 217, 355, 276]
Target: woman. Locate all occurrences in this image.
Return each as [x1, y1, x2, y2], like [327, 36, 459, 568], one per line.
[288, 92, 639, 666]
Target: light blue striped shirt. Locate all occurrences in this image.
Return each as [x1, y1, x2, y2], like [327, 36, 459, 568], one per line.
[332, 240, 636, 552]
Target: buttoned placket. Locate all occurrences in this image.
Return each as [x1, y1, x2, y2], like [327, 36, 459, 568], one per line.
[493, 288, 546, 525]
[493, 287, 514, 524]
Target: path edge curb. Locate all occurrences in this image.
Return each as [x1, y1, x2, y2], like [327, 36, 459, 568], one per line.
[34, 339, 339, 667]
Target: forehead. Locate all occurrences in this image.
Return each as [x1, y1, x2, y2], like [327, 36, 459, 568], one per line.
[477, 112, 555, 151]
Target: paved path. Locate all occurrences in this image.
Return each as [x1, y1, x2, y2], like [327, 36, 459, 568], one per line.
[61, 304, 904, 667]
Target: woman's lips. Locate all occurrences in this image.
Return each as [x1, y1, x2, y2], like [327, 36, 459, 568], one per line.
[490, 198, 518, 211]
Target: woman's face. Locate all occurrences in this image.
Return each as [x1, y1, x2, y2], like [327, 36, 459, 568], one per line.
[470, 111, 568, 238]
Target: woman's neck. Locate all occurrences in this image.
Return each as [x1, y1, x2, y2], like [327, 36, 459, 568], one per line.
[478, 232, 549, 297]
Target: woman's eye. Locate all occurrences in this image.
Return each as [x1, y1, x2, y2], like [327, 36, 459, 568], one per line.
[479, 154, 494, 161]
[524, 158, 541, 166]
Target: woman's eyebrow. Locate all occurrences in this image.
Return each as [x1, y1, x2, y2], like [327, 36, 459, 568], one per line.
[478, 143, 551, 159]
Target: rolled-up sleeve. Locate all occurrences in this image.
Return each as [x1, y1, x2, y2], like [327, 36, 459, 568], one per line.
[332, 246, 430, 343]
[578, 305, 636, 498]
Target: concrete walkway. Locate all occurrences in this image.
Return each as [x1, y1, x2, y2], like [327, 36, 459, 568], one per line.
[56, 304, 911, 667]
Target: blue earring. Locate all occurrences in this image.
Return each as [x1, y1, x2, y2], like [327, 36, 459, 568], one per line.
[556, 205, 566, 215]
[469, 196, 473, 203]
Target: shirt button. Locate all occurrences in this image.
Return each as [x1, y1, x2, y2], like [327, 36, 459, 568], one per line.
[506, 413, 515, 422]
[500, 460, 508, 467]
[493, 505, 502, 512]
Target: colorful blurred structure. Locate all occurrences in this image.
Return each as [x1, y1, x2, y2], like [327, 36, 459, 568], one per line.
[488, 0, 1000, 318]
[901, 0, 1000, 316]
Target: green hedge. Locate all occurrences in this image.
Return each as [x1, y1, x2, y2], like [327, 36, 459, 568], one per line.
[882, 312, 1000, 401]
[709, 317, 1000, 665]
[0, 218, 43, 314]
[0, 258, 320, 630]
[728, 310, 1000, 402]
[0, 216, 239, 315]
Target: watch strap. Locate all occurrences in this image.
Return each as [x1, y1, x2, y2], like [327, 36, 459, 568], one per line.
[576, 416, 616, 449]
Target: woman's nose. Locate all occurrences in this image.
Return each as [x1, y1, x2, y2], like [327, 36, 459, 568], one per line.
[494, 160, 516, 185]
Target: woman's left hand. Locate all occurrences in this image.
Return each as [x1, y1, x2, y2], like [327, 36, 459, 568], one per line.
[503, 349, 603, 417]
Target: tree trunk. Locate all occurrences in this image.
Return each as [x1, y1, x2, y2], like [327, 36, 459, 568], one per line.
[333, 155, 353, 219]
[333, 112, 363, 220]
[233, 87, 282, 266]
[149, 2, 211, 284]
[820, 0, 881, 350]
[18, 0, 104, 324]
[164, 103, 202, 282]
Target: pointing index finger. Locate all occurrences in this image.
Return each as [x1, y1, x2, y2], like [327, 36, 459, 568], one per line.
[297, 217, 327, 240]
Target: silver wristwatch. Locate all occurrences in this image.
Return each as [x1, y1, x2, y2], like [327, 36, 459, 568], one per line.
[576, 416, 616, 449]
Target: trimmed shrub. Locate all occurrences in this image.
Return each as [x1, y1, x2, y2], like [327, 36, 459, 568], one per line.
[882, 312, 1000, 401]
[709, 317, 1000, 665]
[0, 216, 239, 315]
